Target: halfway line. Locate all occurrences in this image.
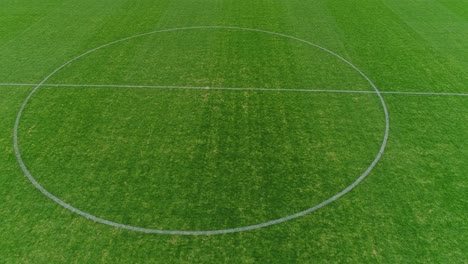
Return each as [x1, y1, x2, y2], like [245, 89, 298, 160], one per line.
[0, 82, 467, 97]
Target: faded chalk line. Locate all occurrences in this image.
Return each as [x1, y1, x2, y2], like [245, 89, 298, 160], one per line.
[2, 82, 467, 97]
[14, 26, 390, 235]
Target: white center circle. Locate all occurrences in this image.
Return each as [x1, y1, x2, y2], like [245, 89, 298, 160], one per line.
[14, 26, 389, 235]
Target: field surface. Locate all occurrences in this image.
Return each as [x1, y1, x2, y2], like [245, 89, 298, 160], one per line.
[1, 0, 467, 263]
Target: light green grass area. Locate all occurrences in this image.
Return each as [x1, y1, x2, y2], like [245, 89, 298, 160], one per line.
[1, 0, 467, 263]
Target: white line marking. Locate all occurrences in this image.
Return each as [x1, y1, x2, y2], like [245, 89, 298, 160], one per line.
[1, 82, 467, 97]
[378, 90, 468, 97]
[14, 26, 390, 235]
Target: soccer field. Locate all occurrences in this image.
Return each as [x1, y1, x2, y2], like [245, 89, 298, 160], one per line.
[1, 0, 467, 262]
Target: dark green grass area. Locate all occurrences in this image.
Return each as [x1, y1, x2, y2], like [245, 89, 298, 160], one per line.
[1, 0, 467, 263]
[18, 87, 384, 230]
[47, 28, 371, 90]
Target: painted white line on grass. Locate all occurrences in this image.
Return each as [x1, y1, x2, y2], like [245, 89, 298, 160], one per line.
[14, 26, 390, 235]
[2, 82, 467, 97]
[379, 90, 468, 97]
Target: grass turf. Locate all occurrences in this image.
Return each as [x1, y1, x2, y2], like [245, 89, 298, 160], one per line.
[1, 0, 467, 262]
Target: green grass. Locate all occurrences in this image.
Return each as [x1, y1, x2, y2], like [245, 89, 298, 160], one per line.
[1, 0, 467, 263]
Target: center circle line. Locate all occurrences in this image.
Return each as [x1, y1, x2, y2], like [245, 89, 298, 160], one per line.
[13, 26, 390, 235]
